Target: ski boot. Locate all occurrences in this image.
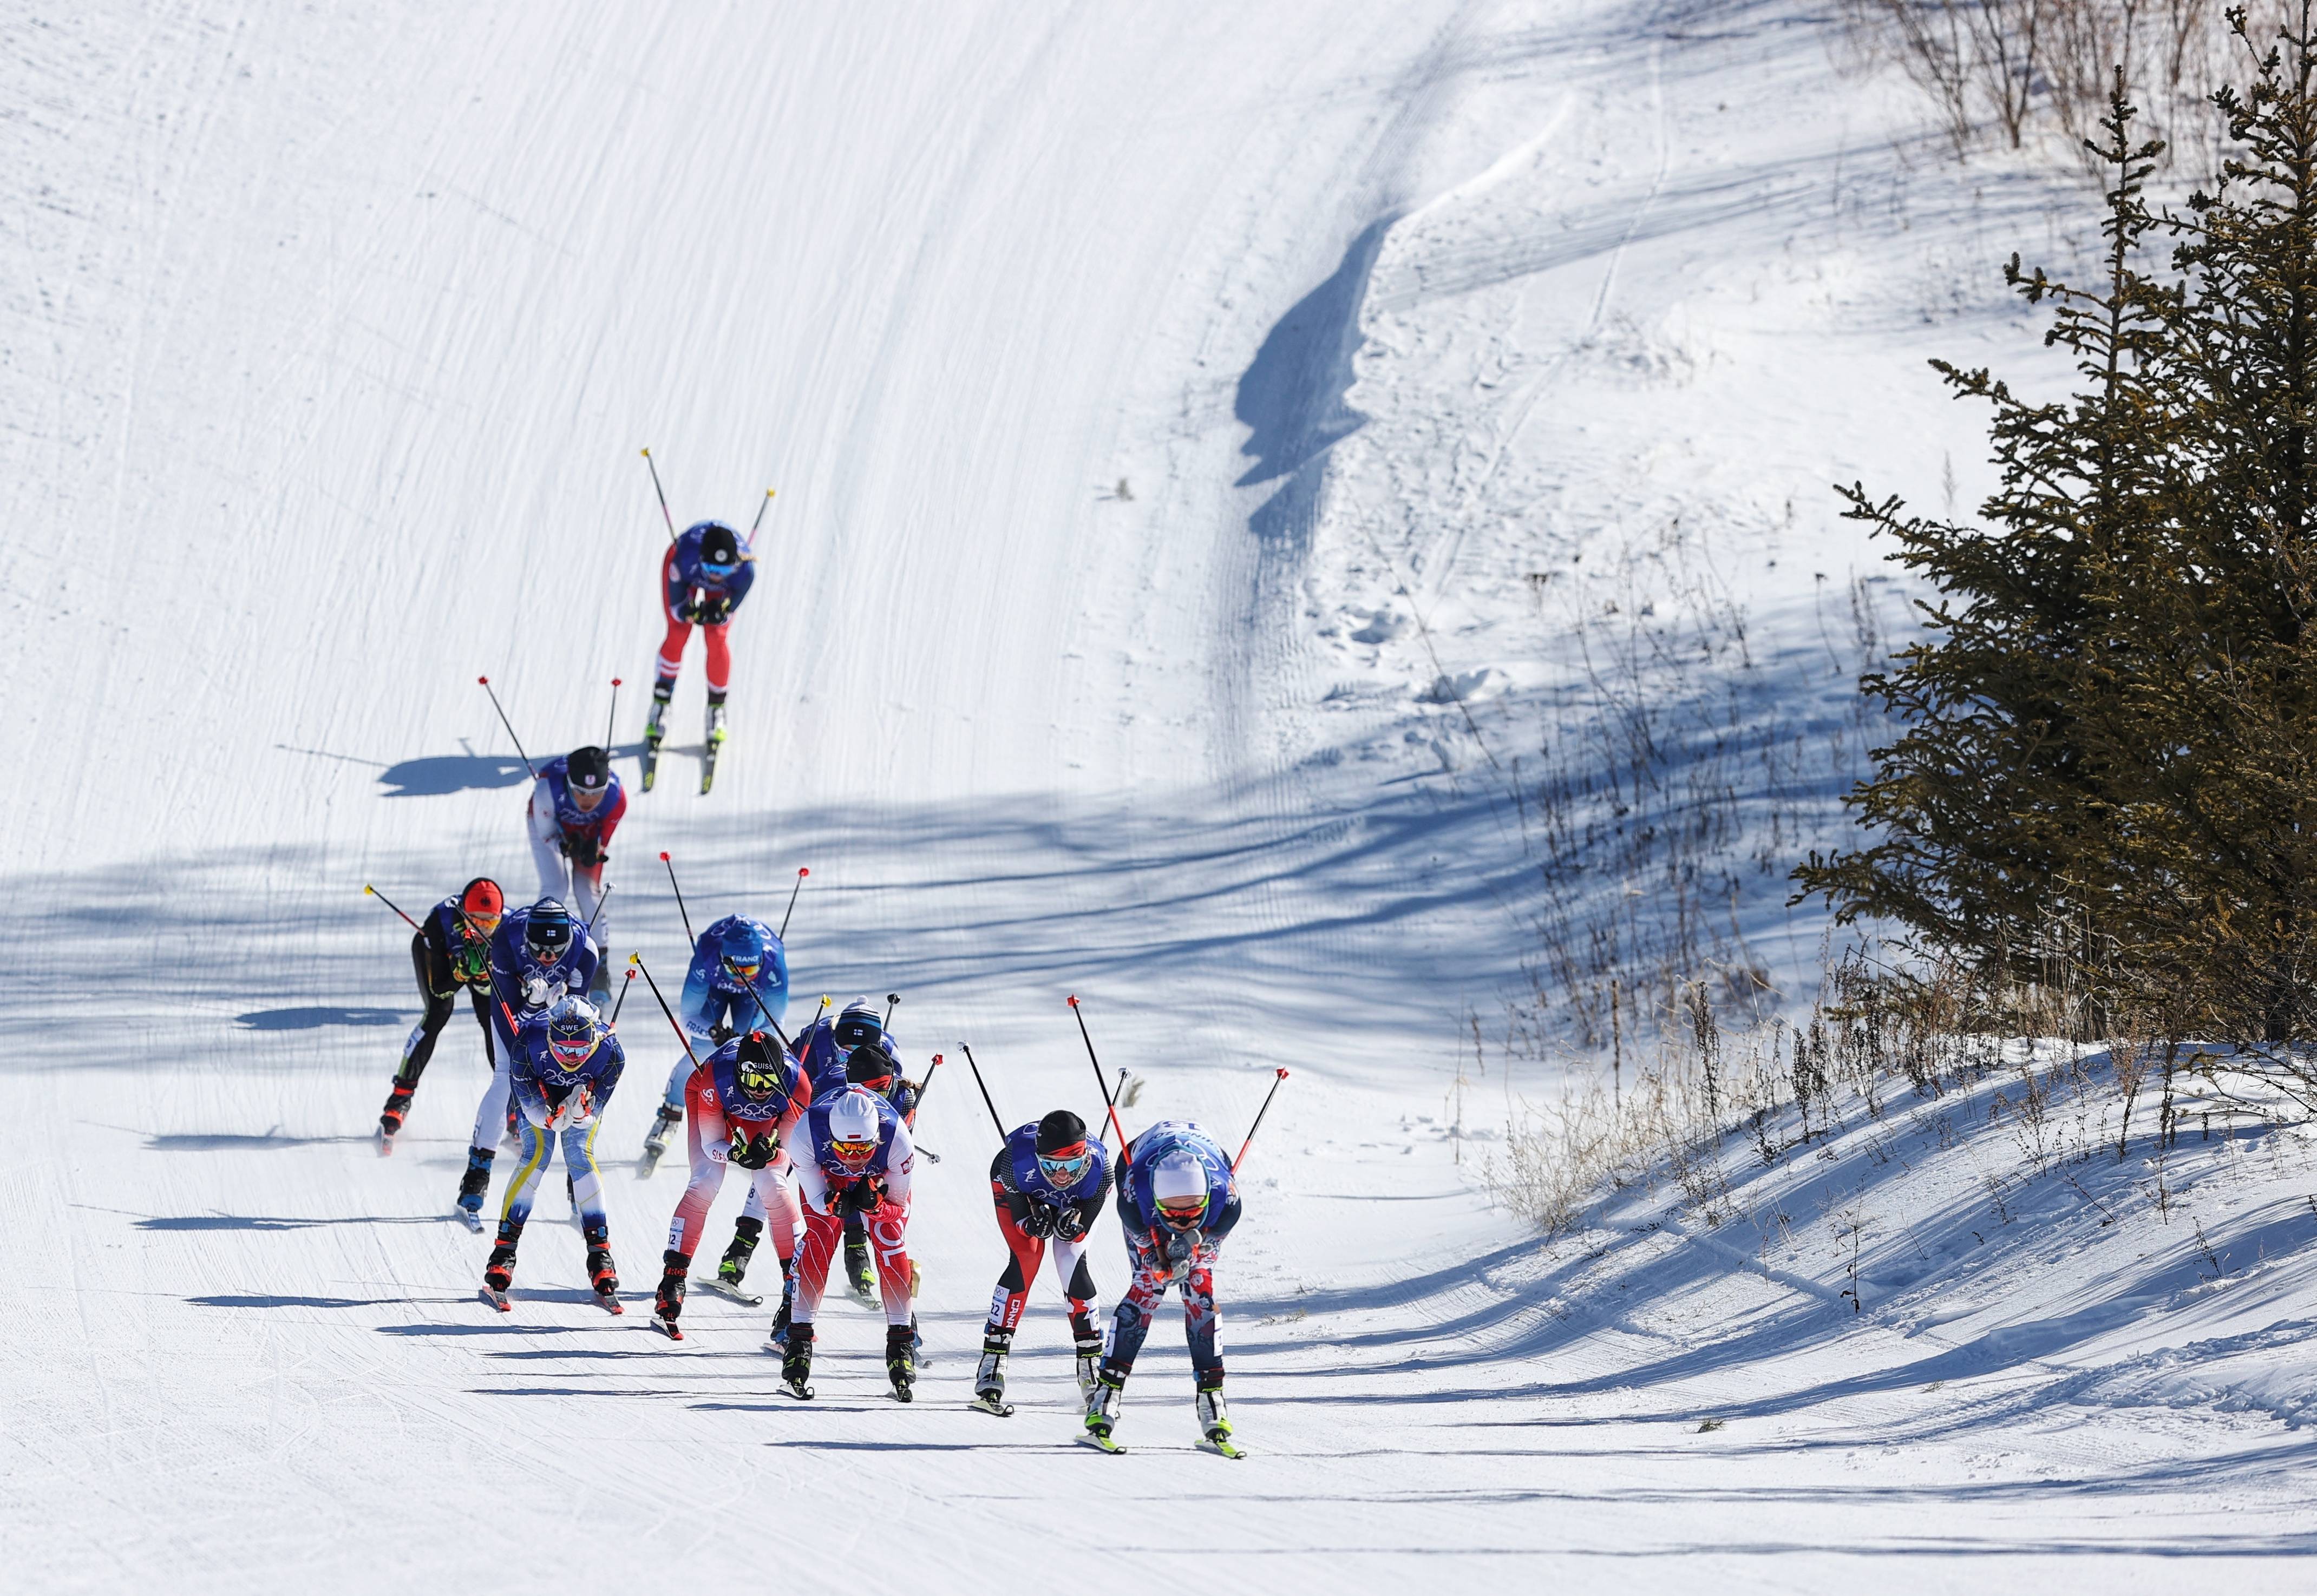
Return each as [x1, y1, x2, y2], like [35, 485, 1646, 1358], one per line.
[638, 1101, 680, 1177]
[641, 681, 672, 792]
[1196, 1377, 1241, 1456]
[702, 1217, 762, 1303]
[653, 1251, 688, 1339]
[780, 1323, 814, 1400]
[765, 1273, 795, 1347]
[1083, 1368, 1125, 1450]
[1070, 1312, 1104, 1404]
[584, 1221, 621, 1313]
[886, 1323, 918, 1402]
[378, 1081, 415, 1152]
[971, 1329, 1012, 1416]
[705, 689, 728, 748]
[481, 1220, 522, 1309]
[455, 1146, 494, 1229]
[844, 1229, 875, 1302]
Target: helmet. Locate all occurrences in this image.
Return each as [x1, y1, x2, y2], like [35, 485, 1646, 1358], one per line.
[523, 899, 573, 958]
[697, 522, 741, 575]
[832, 998, 883, 1052]
[458, 877, 504, 932]
[1150, 1149, 1210, 1229]
[1035, 1109, 1093, 1188]
[565, 745, 612, 792]
[845, 1037, 898, 1092]
[824, 1086, 882, 1172]
[546, 996, 600, 1069]
[718, 921, 768, 984]
[735, 1031, 788, 1101]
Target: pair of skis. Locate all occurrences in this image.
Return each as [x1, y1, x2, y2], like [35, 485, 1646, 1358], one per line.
[478, 1284, 624, 1316]
[639, 721, 723, 794]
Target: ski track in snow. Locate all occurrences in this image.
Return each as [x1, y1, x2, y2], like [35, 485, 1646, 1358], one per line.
[4, 1, 2315, 1586]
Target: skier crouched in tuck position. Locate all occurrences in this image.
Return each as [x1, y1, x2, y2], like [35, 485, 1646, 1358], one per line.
[641, 914, 789, 1174]
[527, 745, 623, 996]
[781, 1085, 918, 1402]
[646, 520, 756, 761]
[1085, 1121, 1242, 1451]
[481, 996, 628, 1313]
[973, 1110, 1110, 1417]
[784, 997, 900, 1297]
[652, 1030, 810, 1342]
[456, 898, 601, 1223]
[377, 877, 503, 1148]
[841, 1035, 922, 1303]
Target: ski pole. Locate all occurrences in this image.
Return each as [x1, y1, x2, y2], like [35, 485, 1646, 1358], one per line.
[363, 884, 422, 932]
[1066, 995, 1132, 1159]
[642, 447, 677, 542]
[605, 677, 621, 750]
[778, 866, 808, 939]
[1233, 1068, 1291, 1173]
[722, 955, 797, 1054]
[659, 851, 695, 945]
[747, 488, 775, 545]
[630, 953, 700, 1067]
[882, 991, 900, 1028]
[582, 883, 612, 937]
[959, 1043, 1007, 1139]
[476, 676, 538, 778]
[916, 1052, 944, 1111]
[607, 965, 636, 1026]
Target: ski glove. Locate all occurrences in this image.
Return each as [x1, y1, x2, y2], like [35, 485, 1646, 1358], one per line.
[693, 595, 733, 626]
[566, 835, 604, 868]
[1053, 1206, 1092, 1243]
[1021, 1201, 1058, 1240]
[837, 1180, 882, 1217]
[729, 1131, 778, 1170]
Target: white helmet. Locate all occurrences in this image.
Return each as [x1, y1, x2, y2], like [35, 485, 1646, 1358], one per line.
[1151, 1148, 1210, 1227]
[825, 1086, 882, 1170]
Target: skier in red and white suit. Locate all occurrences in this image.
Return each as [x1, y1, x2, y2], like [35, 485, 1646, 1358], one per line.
[780, 1085, 918, 1398]
[650, 1031, 808, 1342]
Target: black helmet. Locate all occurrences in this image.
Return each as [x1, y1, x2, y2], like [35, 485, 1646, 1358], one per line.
[1036, 1109, 1089, 1154]
[845, 1038, 898, 1089]
[566, 745, 611, 791]
[698, 523, 740, 568]
[524, 898, 573, 956]
[735, 1032, 787, 1100]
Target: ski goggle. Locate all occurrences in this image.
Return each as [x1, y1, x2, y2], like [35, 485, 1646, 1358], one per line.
[737, 1060, 784, 1098]
[526, 922, 572, 954]
[724, 956, 762, 983]
[829, 1137, 878, 1168]
[549, 1032, 597, 1067]
[1037, 1145, 1094, 1187]
[699, 559, 738, 579]
[460, 909, 502, 938]
[1157, 1194, 1208, 1230]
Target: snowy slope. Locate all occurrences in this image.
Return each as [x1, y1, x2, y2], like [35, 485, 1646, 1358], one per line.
[4, 0, 2314, 1587]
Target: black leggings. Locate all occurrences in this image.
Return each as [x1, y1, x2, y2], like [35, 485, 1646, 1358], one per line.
[396, 932, 495, 1088]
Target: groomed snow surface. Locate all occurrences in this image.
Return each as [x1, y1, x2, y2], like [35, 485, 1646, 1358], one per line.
[5, 1, 2314, 1586]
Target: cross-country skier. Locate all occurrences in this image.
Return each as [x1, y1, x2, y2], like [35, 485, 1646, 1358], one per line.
[527, 745, 622, 994]
[651, 1030, 809, 1341]
[640, 915, 789, 1171]
[645, 521, 756, 765]
[454, 898, 601, 1224]
[781, 1083, 918, 1402]
[843, 1037, 922, 1304]
[787, 995, 892, 1096]
[973, 1109, 1109, 1416]
[1084, 1120, 1241, 1451]
[481, 995, 628, 1313]
[376, 878, 503, 1148]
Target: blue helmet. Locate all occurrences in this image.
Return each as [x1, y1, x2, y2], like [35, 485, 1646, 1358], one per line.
[718, 920, 768, 983]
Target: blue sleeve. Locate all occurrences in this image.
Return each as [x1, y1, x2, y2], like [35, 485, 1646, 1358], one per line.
[593, 1037, 626, 1100]
[568, 939, 599, 993]
[679, 950, 717, 1033]
[1206, 1193, 1241, 1243]
[723, 557, 756, 609]
[510, 1042, 549, 1121]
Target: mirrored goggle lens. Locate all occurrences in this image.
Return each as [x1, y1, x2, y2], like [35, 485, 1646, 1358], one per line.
[1038, 1151, 1093, 1185]
[830, 1138, 877, 1164]
[737, 1066, 781, 1095]
[700, 561, 738, 579]
[1158, 1198, 1207, 1227]
[550, 1038, 593, 1063]
[466, 914, 501, 935]
[728, 960, 761, 981]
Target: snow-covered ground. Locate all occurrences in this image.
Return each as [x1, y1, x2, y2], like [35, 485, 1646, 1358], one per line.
[4, 0, 2313, 1586]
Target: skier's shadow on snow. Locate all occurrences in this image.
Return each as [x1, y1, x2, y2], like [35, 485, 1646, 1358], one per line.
[235, 1006, 405, 1030]
[377, 741, 651, 797]
[188, 1293, 397, 1309]
[142, 1131, 379, 1151]
[133, 1211, 446, 1229]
